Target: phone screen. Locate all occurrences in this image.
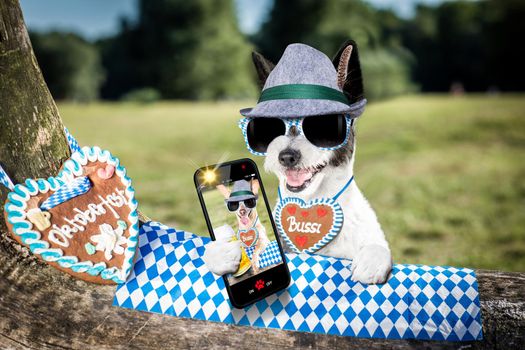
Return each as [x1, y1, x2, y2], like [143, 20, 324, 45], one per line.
[195, 159, 290, 308]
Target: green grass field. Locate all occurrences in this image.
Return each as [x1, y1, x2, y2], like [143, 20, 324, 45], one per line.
[59, 94, 525, 272]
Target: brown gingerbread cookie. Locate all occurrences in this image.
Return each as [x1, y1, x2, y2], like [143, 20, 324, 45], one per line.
[4, 146, 139, 284]
[274, 198, 344, 254]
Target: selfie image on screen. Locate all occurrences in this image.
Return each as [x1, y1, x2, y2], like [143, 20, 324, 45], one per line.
[202, 175, 284, 285]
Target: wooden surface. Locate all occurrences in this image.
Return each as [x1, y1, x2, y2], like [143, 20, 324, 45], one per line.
[0, 248, 523, 349]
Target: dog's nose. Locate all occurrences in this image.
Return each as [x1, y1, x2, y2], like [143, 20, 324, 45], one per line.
[239, 208, 246, 216]
[279, 148, 301, 168]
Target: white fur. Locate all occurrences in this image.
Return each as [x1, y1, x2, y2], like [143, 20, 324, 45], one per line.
[265, 132, 392, 284]
[205, 130, 392, 284]
[203, 225, 242, 276]
[203, 240, 242, 275]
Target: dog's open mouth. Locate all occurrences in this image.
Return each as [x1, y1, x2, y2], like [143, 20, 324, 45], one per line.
[237, 214, 250, 226]
[285, 162, 327, 192]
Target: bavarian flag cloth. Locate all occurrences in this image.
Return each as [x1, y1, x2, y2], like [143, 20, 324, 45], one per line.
[114, 221, 483, 341]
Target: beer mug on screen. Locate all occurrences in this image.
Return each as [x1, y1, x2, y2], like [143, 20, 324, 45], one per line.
[213, 224, 251, 277]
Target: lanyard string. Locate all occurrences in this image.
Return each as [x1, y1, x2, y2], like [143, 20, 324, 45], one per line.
[277, 175, 354, 203]
[64, 127, 81, 153]
[0, 127, 80, 191]
[238, 215, 259, 232]
[0, 164, 15, 191]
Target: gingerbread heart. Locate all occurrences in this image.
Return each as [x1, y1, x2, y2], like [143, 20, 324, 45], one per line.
[274, 197, 344, 253]
[237, 228, 258, 247]
[4, 146, 139, 284]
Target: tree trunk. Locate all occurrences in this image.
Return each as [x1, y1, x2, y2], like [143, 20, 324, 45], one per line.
[0, 1, 523, 349]
[0, 0, 71, 259]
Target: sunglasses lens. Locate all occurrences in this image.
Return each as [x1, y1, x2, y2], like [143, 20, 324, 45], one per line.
[302, 114, 347, 148]
[227, 201, 239, 211]
[247, 118, 286, 153]
[244, 198, 256, 209]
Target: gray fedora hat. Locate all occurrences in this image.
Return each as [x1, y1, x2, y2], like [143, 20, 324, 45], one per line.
[240, 43, 367, 118]
[226, 180, 258, 203]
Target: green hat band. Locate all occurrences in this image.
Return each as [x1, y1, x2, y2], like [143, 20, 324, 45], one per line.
[230, 190, 255, 198]
[258, 84, 349, 105]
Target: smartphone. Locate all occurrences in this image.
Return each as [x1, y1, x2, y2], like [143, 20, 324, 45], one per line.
[194, 158, 290, 308]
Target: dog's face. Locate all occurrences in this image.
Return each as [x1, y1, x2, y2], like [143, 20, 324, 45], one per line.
[264, 123, 355, 198]
[234, 200, 257, 227]
[246, 41, 364, 199]
[217, 180, 260, 229]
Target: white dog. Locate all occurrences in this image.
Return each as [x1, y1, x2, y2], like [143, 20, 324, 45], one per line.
[204, 41, 392, 284]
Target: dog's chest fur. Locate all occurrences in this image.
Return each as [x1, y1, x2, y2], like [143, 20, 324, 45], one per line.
[276, 157, 359, 254]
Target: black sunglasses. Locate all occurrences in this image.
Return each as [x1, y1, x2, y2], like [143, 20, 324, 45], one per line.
[227, 198, 257, 212]
[239, 114, 352, 155]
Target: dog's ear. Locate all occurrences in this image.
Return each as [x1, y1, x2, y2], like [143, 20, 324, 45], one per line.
[332, 40, 364, 104]
[252, 51, 275, 87]
[216, 184, 231, 199]
[251, 179, 260, 196]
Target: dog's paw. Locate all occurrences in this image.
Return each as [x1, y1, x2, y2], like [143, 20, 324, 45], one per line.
[203, 240, 241, 276]
[351, 244, 392, 284]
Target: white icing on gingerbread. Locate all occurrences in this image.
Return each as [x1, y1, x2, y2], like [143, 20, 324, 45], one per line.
[90, 223, 126, 260]
[47, 188, 128, 248]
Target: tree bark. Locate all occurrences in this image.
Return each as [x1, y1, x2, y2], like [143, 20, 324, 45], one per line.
[0, 0, 71, 260]
[0, 1, 523, 349]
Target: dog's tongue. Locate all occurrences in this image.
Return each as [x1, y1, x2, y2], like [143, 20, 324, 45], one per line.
[285, 169, 312, 187]
[240, 217, 250, 226]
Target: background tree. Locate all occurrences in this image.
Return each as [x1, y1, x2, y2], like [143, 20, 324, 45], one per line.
[400, 2, 485, 92]
[400, 0, 525, 92]
[482, 0, 525, 91]
[27, 0, 525, 101]
[101, 0, 256, 100]
[30, 31, 104, 102]
[253, 0, 415, 100]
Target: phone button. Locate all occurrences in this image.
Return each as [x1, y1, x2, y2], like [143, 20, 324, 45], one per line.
[255, 279, 265, 291]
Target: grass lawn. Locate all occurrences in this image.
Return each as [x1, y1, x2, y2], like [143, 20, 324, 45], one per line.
[59, 94, 525, 272]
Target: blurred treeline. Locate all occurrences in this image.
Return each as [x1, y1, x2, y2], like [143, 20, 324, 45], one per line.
[29, 0, 525, 102]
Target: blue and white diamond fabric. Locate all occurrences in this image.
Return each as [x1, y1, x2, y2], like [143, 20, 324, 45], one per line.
[0, 163, 15, 191]
[64, 127, 81, 153]
[114, 221, 483, 341]
[40, 176, 92, 211]
[244, 241, 282, 269]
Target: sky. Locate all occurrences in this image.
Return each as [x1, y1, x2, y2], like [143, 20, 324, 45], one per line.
[19, 0, 448, 39]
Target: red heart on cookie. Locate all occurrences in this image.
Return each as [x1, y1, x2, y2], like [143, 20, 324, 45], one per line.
[287, 206, 297, 215]
[296, 235, 308, 248]
[317, 207, 328, 217]
[238, 228, 257, 247]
